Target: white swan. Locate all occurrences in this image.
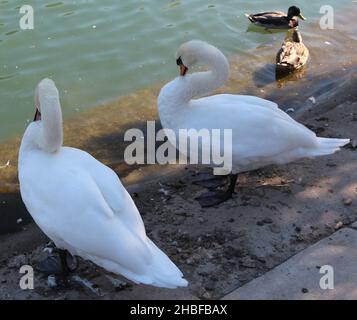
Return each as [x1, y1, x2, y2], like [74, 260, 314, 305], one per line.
[158, 40, 350, 207]
[18, 78, 187, 288]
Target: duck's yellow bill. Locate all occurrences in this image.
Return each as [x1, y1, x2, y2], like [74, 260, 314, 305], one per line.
[299, 13, 306, 20]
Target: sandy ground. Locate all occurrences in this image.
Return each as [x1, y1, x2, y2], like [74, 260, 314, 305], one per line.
[1, 87, 357, 299]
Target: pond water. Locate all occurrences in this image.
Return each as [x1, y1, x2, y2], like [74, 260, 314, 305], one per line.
[0, 0, 354, 143]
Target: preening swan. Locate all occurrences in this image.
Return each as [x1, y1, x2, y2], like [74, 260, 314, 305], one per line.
[18, 78, 187, 288]
[158, 40, 349, 207]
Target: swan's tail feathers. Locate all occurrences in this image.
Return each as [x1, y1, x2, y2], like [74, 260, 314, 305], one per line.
[308, 137, 350, 157]
[144, 238, 188, 289]
[87, 240, 188, 289]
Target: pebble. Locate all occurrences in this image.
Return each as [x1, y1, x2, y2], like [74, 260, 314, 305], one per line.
[343, 198, 352, 206]
[308, 96, 316, 104]
[47, 275, 57, 288]
[200, 289, 212, 300]
[240, 256, 256, 268]
[198, 217, 206, 224]
[334, 221, 343, 230]
[263, 218, 273, 224]
[269, 225, 281, 234]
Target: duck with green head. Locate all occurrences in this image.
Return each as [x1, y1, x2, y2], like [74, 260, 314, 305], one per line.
[245, 6, 306, 30]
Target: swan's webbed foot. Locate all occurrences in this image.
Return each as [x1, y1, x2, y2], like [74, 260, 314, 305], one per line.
[192, 173, 227, 190]
[195, 174, 238, 208]
[195, 190, 233, 208]
[37, 248, 78, 276]
[37, 249, 78, 288]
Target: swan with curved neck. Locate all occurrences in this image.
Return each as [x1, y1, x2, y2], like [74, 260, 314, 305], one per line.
[159, 41, 229, 121]
[20, 79, 63, 156]
[158, 40, 349, 208]
[19, 79, 188, 288]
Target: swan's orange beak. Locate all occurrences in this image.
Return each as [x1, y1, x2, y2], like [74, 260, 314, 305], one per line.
[179, 64, 188, 77]
[176, 56, 188, 76]
[33, 109, 41, 121]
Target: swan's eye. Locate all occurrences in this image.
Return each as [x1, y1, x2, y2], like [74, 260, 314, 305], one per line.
[176, 57, 183, 66]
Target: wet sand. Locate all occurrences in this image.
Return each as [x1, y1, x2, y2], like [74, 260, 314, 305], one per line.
[1, 6, 357, 299]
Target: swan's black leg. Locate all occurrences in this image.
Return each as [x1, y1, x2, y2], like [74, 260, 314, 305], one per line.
[58, 249, 71, 275]
[37, 248, 77, 276]
[195, 174, 238, 208]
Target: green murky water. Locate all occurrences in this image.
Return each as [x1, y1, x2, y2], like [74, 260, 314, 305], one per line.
[0, 0, 354, 143]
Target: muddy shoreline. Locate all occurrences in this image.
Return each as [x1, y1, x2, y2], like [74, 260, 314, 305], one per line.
[0, 73, 356, 298]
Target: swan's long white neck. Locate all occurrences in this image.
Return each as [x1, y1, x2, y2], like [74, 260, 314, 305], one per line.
[19, 83, 63, 158]
[158, 42, 229, 125]
[187, 45, 230, 99]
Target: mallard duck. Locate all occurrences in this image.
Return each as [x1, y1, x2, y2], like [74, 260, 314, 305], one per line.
[245, 6, 306, 29]
[276, 29, 309, 72]
[18, 78, 188, 288]
[158, 40, 349, 207]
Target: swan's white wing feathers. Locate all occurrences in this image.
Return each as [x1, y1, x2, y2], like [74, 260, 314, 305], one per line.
[21, 148, 151, 270]
[185, 94, 317, 159]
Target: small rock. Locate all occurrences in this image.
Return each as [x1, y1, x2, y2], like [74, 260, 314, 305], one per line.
[199, 288, 212, 300]
[343, 198, 352, 206]
[240, 256, 256, 268]
[198, 217, 206, 224]
[315, 117, 329, 122]
[263, 218, 273, 224]
[308, 96, 316, 104]
[334, 221, 343, 230]
[47, 275, 57, 288]
[326, 161, 336, 167]
[269, 225, 281, 234]
[158, 188, 169, 196]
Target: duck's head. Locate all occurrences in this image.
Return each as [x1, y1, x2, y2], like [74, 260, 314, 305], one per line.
[34, 78, 58, 122]
[287, 6, 306, 20]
